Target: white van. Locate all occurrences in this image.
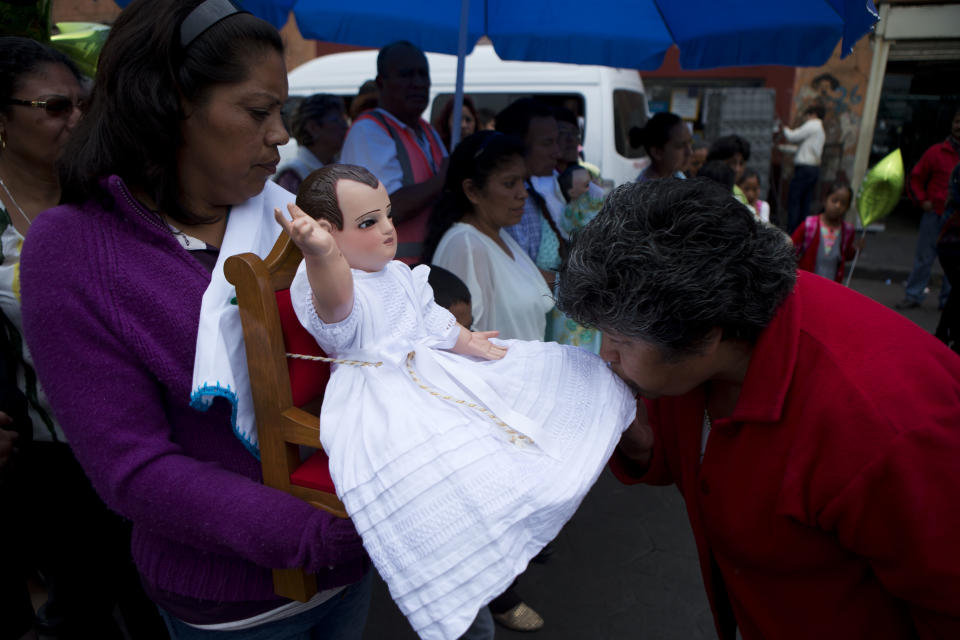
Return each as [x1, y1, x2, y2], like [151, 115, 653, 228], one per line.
[284, 44, 650, 187]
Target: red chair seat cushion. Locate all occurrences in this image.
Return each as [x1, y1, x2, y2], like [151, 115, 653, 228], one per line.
[276, 288, 331, 407]
[290, 449, 337, 493]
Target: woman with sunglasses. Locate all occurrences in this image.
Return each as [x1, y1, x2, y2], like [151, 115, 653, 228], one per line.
[18, 2, 371, 638]
[0, 36, 167, 639]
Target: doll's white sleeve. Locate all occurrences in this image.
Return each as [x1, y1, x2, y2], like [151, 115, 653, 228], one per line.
[290, 260, 361, 355]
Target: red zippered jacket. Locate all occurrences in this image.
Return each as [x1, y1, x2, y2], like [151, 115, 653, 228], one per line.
[910, 138, 960, 215]
[610, 272, 960, 639]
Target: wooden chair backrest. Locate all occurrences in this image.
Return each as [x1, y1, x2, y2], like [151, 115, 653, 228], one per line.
[224, 231, 346, 601]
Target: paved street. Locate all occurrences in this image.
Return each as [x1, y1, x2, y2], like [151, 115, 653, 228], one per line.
[362, 213, 949, 640]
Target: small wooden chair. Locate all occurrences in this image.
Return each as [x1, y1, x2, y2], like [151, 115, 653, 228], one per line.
[224, 231, 346, 602]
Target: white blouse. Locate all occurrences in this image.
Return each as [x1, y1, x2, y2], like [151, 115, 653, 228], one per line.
[432, 222, 554, 341]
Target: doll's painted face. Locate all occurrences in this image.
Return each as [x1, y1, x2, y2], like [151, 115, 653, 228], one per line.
[567, 168, 592, 201]
[330, 179, 396, 272]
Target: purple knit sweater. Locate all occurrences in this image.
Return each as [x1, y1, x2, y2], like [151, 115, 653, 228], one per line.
[20, 176, 367, 604]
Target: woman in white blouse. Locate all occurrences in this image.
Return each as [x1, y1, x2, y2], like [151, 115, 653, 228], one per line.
[424, 131, 554, 341]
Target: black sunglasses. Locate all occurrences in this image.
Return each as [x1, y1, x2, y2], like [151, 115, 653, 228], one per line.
[8, 95, 83, 116]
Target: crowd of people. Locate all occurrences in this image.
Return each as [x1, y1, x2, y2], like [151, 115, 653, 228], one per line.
[2, 1, 959, 639]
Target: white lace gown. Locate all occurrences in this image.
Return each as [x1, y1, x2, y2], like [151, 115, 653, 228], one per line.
[291, 260, 635, 640]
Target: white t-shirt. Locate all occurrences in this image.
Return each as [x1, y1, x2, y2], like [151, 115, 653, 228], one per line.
[432, 223, 554, 341]
[782, 118, 825, 167]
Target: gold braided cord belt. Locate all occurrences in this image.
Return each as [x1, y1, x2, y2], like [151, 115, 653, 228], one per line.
[286, 351, 533, 446]
[286, 352, 383, 368]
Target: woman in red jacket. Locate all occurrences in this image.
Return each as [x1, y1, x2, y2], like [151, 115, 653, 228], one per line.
[557, 177, 960, 640]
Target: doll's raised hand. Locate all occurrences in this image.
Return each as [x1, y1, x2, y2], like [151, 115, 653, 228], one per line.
[453, 327, 508, 361]
[274, 203, 337, 258]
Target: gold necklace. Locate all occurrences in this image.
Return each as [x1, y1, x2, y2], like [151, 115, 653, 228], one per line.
[0, 174, 32, 228]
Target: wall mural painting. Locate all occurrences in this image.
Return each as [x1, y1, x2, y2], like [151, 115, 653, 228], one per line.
[791, 38, 873, 186]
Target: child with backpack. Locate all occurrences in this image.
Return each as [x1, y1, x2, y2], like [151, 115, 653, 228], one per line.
[791, 182, 863, 283]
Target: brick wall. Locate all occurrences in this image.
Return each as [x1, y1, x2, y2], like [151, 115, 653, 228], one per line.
[52, 0, 121, 24]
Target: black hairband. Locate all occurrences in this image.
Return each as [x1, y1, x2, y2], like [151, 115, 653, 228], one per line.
[180, 0, 247, 49]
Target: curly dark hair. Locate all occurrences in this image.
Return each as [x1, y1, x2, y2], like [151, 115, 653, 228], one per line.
[421, 130, 526, 264]
[557, 178, 796, 358]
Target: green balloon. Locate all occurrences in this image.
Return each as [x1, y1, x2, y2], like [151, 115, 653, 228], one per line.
[856, 148, 904, 228]
[51, 22, 110, 78]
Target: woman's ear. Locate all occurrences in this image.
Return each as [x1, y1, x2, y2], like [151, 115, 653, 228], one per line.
[462, 178, 480, 205]
[649, 146, 664, 165]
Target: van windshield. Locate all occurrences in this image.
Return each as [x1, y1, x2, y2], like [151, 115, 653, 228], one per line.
[613, 89, 648, 159]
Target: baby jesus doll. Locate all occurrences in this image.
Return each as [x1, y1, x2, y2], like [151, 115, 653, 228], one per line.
[275, 164, 635, 640]
[558, 164, 605, 233]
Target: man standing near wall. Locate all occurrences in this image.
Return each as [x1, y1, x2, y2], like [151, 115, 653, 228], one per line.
[896, 108, 960, 311]
[782, 103, 826, 233]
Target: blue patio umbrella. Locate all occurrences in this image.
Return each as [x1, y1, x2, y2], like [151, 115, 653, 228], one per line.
[235, 0, 877, 69]
[114, 0, 878, 144]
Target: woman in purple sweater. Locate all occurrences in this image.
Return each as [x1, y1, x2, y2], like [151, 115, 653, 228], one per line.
[19, 1, 370, 638]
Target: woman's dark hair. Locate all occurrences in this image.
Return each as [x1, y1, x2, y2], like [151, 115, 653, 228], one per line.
[552, 105, 578, 128]
[738, 167, 760, 186]
[495, 97, 555, 140]
[476, 107, 496, 130]
[697, 160, 735, 190]
[826, 180, 852, 199]
[706, 134, 751, 163]
[296, 164, 380, 230]
[432, 95, 477, 150]
[0, 36, 81, 117]
[815, 180, 853, 215]
[557, 177, 796, 359]
[628, 112, 682, 155]
[804, 102, 826, 120]
[427, 265, 471, 310]
[58, 0, 283, 224]
[292, 94, 344, 146]
[422, 130, 526, 263]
